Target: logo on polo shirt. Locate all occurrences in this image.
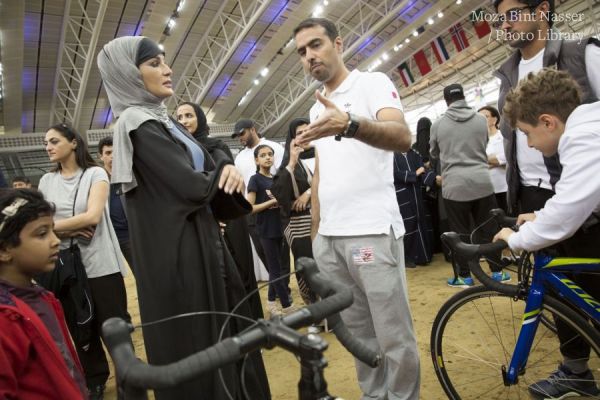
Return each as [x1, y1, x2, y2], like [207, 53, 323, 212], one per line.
[343, 102, 352, 111]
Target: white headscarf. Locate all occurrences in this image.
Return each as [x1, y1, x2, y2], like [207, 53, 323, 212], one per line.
[97, 36, 169, 192]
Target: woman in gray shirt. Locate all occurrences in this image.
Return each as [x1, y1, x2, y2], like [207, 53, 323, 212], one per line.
[38, 122, 129, 400]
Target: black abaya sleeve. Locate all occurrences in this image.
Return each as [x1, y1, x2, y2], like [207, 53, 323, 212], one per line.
[131, 120, 230, 205]
[271, 168, 294, 221]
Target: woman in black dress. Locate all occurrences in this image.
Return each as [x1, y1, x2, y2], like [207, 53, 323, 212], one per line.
[97, 36, 270, 400]
[271, 118, 318, 307]
[176, 101, 264, 320]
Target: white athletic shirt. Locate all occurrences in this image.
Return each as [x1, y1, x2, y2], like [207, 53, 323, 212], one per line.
[310, 70, 405, 239]
[486, 131, 508, 194]
[516, 45, 600, 190]
[509, 102, 600, 251]
[516, 49, 553, 190]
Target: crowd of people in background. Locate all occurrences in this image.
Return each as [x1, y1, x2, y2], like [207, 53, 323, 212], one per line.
[2, 1, 600, 399]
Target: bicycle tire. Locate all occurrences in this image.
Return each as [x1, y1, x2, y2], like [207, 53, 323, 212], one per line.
[431, 286, 600, 399]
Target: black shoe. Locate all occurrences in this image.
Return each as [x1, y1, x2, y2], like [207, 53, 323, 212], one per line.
[405, 260, 417, 268]
[528, 364, 600, 399]
[88, 384, 105, 400]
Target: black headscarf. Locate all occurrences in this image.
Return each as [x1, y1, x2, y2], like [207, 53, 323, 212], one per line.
[177, 101, 234, 161]
[271, 118, 315, 200]
[272, 118, 313, 223]
[413, 117, 432, 163]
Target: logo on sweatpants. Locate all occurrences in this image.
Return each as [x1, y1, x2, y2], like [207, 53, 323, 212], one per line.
[351, 246, 374, 265]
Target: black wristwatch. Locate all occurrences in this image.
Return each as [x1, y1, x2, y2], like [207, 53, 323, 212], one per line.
[335, 113, 360, 141]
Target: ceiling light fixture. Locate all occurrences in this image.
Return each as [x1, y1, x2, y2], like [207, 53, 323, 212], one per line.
[260, 67, 269, 77]
[428, 18, 434, 25]
[253, 79, 260, 85]
[438, 11, 444, 18]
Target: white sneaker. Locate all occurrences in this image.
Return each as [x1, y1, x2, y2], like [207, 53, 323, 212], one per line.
[307, 325, 322, 334]
[267, 301, 281, 317]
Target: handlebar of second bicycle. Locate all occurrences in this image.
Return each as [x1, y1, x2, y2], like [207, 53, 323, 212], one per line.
[441, 209, 521, 296]
[102, 257, 381, 397]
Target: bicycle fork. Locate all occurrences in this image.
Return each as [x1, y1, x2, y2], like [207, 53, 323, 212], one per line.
[503, 284, 544, 386]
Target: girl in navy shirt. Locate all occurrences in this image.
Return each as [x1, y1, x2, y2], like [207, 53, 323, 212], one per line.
[247, 145, 292, 316]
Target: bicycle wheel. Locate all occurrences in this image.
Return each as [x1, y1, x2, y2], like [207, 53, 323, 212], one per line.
[431, 285, 600, 399]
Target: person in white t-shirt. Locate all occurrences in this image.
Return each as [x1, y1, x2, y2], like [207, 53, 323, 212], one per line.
[494, 68, 600, 399]
[479, 105, 508, 211]
[293, 17, 419, 400]
[233, 119, 284, 190]
[493, 0, 600, 215]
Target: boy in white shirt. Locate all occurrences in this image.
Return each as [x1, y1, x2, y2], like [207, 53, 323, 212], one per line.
[495, 68, 600, 399]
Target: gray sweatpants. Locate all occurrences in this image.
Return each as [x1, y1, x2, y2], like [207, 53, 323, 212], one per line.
[312, 231, 420, 400]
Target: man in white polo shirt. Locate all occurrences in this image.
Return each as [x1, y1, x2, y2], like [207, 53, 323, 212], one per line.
[294, 17, 419, 400]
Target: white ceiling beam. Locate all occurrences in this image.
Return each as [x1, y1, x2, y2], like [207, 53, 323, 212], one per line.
[49, 0, 108, 133]
[166, 0, 271, 109]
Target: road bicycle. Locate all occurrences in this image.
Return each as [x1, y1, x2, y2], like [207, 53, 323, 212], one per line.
[431, 209, 600, 399]
[103, 257, 380, 400]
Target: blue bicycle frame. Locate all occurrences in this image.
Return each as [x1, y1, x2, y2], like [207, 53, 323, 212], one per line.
[505, 254, 600, 384]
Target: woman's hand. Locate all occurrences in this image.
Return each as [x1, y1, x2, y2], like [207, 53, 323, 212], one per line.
[287, 139, 303, 169]
[416, 167, 425, 176]
[292, 190, 311, 212]
[59, 227, 95, 239]
[219, 165, 245, 194]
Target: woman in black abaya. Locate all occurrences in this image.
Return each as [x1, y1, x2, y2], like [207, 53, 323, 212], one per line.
[271, 118, 317, 307]
[97, 36, 270, 400]
[176, 101, 264, 320]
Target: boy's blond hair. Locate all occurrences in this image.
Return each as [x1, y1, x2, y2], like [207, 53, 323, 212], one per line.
[503, 68, 582, 129]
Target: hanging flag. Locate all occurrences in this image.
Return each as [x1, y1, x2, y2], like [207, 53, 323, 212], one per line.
[397, 62, 414, 87]
[431, 37, 450, 65]
[413, 50, 431, 76]
[449, 23, 470, 52]
[470, 8, 492, 38]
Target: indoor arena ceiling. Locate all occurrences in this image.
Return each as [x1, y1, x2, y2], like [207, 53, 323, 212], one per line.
[0, 0, 598, 139]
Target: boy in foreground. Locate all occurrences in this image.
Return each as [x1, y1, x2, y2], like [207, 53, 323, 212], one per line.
[495, 68, 600, 399]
